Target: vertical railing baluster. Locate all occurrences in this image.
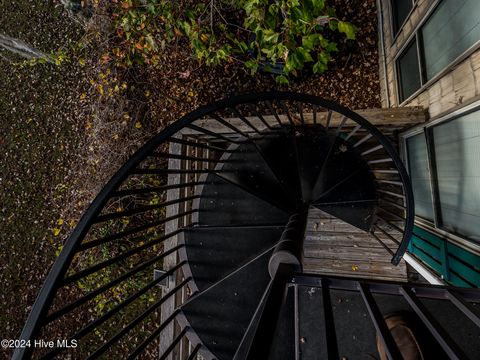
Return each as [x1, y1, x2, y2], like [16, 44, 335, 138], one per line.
[265, 100, 284, 126]
[280, 101, 295, 126]
[230, 106, 262, 135]
[446, 291, 480, 328]
[249, 103, 274, 130]
[210, 113, 251, 139]
[336, 116, 348, 135]
[345, 124, 361, 140]
[244, 263, 292, 359]
[187, 344, 202, 360]
[159, 327, 188, 360]
[359, 283, 403, 360]
[297, 103, 305, 126]
[321, 279, 339, 359]
[353, 133, 373, 147]
[371, 231, 395, 256]
[361, 144, 384, 156]
[186, 123, 243, 144]
[400, 286, 467, 360]
[294, 284, 300, 360]
[325, 109, 332, 129]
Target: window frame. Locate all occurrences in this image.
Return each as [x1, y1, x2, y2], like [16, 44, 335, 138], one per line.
[395, 35, 423, 103]
[403, 128, 437, 224]
[400, 100, 480, 255]
[389, 0, 417, 41]
[392, 0, 480, 106]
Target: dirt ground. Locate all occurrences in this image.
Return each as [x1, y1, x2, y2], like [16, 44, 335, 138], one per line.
[0, 0, 380, 357]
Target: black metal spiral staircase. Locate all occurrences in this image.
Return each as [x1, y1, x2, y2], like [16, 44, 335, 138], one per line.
[15, 93, 480, 360]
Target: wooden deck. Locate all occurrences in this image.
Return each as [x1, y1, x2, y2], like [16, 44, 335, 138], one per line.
[303, 208, 408, 282]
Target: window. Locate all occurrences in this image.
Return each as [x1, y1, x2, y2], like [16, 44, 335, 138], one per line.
[404, 106, 480, 245]
[391, 0, 414, 36]
[394, 0, 480, 103]
[397, 39, 421, 103]
[406, 133, 434, 221]
[421, 0, 480, 81]
[430, 111, 480, 241]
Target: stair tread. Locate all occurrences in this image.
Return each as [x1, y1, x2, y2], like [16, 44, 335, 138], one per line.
[268, 286, 295, 360]
[177, 122, 409, 356]
[311, 139, 377, 231]
[198, 174, 289, 226]
[182, 226, 283, 292]
[314, 201, 377, 232]
[254, 129, 302, 207]
[312, 137, 367, 200]
[219, 142, 296, 211]
[294, 128, 332, 202]
[181, 250, 273, 360]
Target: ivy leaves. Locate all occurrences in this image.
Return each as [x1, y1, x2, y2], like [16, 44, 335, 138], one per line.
[238, 0, 357, 84]
[338, 21, 357, 40]
[114, 0, 357, 82]
[235, 0, 357, 82]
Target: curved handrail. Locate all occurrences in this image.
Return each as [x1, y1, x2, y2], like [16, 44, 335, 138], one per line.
[15, 92, 414, 359]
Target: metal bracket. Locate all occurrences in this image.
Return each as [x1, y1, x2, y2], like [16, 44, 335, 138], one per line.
[154, 269, 170, 287]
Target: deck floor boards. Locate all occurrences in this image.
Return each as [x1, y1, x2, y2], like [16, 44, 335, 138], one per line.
[303, 208, 408, 281]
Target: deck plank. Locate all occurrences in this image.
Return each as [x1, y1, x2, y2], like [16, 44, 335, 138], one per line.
[303, 208, 407, 281]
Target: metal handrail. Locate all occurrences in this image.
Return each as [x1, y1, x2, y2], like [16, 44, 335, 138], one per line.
[15, 92, 415, 359]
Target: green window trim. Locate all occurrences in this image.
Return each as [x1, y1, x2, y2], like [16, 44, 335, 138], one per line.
[408, 225, 480, 287]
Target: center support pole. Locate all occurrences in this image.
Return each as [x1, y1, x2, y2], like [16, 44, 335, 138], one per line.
[239, 211, 308, 360]
[268, 211, 308, 279]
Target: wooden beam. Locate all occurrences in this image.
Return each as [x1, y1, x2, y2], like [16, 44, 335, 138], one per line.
[178, 107, 427, 136]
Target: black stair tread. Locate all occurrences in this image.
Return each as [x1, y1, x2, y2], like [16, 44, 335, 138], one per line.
[254, 129, 302, 208]
[298, 286, 385, 359]
[297, 284, 333, 360]
[313, 165, 377, 231]
[198, 174, 290, 226]
[294, 127, 332, 203]
[297, 287, 459, 359]
[311, 137, 370, 200]
[314, 201, 376, 232]
[181, 250, 273, 360]
[268, 285, 295, 360]
[182, 226, 284, 292]
[218, 141, 297, 211]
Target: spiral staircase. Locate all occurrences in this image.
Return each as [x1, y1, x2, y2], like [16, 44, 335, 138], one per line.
[15, 93, 480, 360]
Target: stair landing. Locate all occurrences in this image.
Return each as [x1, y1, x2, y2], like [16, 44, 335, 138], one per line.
[303, 208, 408, 282]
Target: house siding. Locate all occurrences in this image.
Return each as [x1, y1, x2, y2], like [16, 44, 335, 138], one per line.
[379, 0, 480, 115]
[379, 1, 480, 285]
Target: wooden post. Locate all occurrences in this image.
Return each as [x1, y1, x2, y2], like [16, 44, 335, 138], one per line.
[160, 140, 183, 360]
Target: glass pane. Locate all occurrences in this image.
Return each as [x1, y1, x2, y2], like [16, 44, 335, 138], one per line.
[432, 110, 480, 243]
[391, 0, 413, 35]
[406, 133, 435, 221]
[421, 0, 480, 81]
[397, 39, 421, 102]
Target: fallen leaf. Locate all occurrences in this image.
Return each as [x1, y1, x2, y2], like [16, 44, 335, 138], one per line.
[178, 70, 191, 79]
